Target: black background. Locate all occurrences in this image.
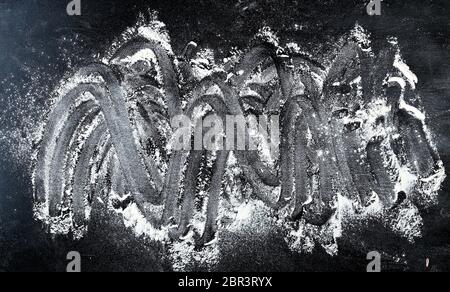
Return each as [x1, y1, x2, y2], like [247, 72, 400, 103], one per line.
[0, 0, 449, 271]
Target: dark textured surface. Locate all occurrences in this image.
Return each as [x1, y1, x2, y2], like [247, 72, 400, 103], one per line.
[1, 0, 449, 271]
